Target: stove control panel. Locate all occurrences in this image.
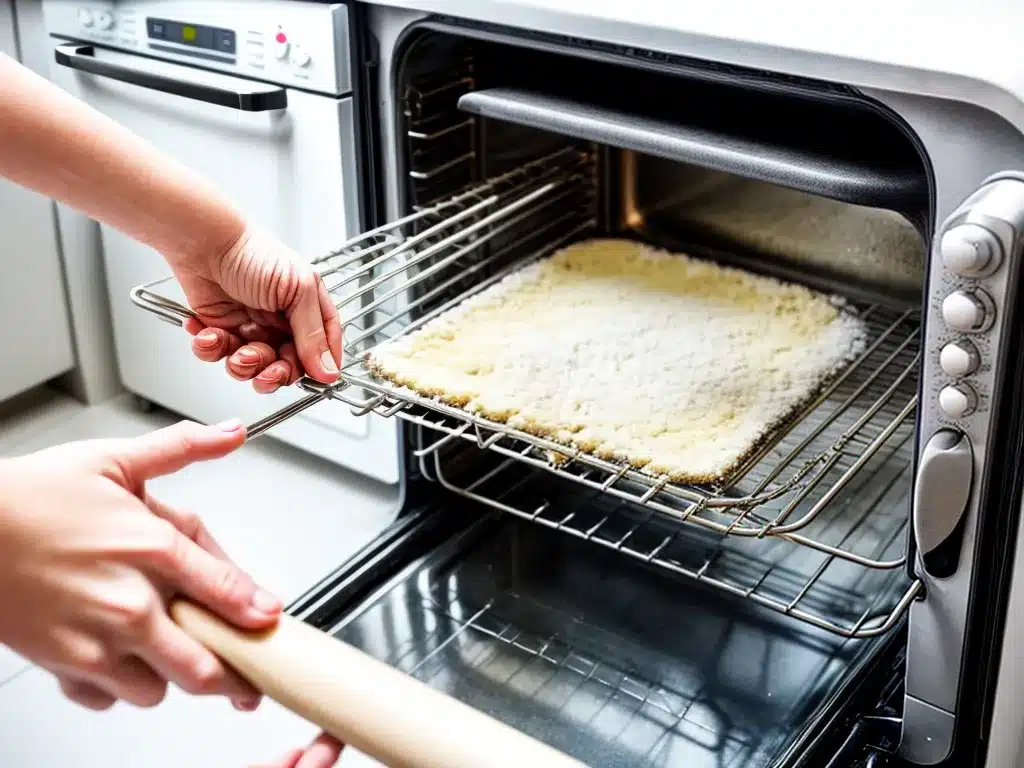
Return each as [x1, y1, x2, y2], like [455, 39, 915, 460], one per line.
[906, 172, 1024, 767]
[43, 0, 350, 96]
[928, 178, 1023, 432]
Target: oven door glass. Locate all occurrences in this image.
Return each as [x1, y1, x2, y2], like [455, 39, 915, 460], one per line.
[290, 480, 908, 768]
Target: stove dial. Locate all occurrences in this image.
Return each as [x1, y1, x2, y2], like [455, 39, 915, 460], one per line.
[78, 8, 94, 27]
[940, 223, 1003, 277]
[942, 289, 994, 333]
[95, 10, 115, 31]
[939, 383, 979, 419]
[290, 45, 311, 68]
[939, 341, 981, 379]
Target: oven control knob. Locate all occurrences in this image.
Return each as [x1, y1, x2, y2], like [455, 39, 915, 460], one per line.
[289, 45, 311, 68]
[77, 8, 94, 27]
[95, 10, 115, 31]
[940, 223, 1003, 277]
[942, 290, 994, 332]
[939, 341, 981, 378]
[939, 383, 979, 419]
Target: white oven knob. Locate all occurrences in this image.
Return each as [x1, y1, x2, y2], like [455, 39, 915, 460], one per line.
[95, 10, 115, 31]
[939, 341, 981, 378]
[942, 290, 994, 332]
[940, 223, 1003, 277]
[290, 45, 311, 68]
[78, 8, 94, 27]
[939, 384, 978, 419]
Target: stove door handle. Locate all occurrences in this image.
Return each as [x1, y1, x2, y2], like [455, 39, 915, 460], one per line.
[54, 43, 287, 112]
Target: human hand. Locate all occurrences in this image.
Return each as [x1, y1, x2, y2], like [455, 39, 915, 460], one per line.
[0, 420, 281, 712]
[170, 226, 343, 395]
[252, 733, 344, 768]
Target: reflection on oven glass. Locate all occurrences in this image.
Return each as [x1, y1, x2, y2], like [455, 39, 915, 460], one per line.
[334, 508, 907, 767]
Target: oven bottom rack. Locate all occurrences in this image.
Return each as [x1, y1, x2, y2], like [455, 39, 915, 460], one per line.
[419, 434, 919, 639]
[326, 510, 907, 768]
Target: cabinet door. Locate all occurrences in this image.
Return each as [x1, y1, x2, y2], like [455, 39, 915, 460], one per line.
[0, 1, 75, 403]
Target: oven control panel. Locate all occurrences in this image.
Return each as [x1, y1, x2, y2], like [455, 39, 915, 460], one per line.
[906, 173, 1024, 765]
[43, 0, 351, 96]
[914, 176, 1024, 577]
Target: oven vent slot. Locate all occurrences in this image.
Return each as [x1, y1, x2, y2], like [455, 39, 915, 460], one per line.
[458, 86, 927, 214]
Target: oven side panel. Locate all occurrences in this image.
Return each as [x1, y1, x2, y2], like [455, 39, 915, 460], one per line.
[984, 488, 1024, 768]
[864, 89, 1024, 765]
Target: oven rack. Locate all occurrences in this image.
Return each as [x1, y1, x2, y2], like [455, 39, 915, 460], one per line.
[422, 432, 921, 640]
[130, 145, 597, 330]
[328, 301, 919, 568]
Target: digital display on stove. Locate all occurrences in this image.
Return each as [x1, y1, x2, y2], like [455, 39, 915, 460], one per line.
[147, 17, 236, 56]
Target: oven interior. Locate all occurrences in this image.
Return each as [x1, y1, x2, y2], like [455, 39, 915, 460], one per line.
[301, 28, 932, 767]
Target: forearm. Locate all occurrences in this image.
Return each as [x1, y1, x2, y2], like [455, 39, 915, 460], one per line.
[0, 54, 246, 264]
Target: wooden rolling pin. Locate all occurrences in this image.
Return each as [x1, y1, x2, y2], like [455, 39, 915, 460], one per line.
[170, 601, 585, 768]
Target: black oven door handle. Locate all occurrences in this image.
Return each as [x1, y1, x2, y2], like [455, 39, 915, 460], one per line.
[53, 43, 287, 112]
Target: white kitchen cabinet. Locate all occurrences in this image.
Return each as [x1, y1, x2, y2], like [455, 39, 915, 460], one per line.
[0, 0, 76, 403]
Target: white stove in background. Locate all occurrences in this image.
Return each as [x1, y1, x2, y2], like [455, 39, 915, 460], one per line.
[42, 0, 400, 484]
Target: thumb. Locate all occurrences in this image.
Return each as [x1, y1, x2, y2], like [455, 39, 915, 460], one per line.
[286, 271, 340, 385]
[118, 419, 246, 482]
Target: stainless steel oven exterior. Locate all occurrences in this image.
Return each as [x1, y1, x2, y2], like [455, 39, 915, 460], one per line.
[363, 7, 1024, 766]
[130, 1, 1024, 765]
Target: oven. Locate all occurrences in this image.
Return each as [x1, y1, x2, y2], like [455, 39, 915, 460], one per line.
[129, 4, 1024, 766]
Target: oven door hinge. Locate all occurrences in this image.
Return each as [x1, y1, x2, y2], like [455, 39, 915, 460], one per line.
[825, 714, 903, 768]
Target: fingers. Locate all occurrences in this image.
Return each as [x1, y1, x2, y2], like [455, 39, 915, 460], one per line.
[286, 272, 339, 385]
[141, 524, 281, 629]
[190, 326, 300, 390]
[84, 655, 168, 708]
[133, 613, 260, 707]
[227, 342, 278, 382]
[250, 734, 343, 768]
[192, 327, 245, 363]
[251, 749, 304, 768]
[296, 733, 344, 768]
[57, 675, 117, 711]
[118, 420, 247, 482]
[253, 342, 301, 394]
[145, 493, 235, 565]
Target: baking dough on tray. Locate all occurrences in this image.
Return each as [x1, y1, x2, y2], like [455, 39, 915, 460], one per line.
[366, 238, 868, 484]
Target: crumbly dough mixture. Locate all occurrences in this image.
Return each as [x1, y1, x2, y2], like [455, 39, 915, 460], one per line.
[367, 239, 867, 483]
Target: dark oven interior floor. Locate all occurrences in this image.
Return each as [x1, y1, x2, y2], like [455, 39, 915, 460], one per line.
[327, 501, 906, 768]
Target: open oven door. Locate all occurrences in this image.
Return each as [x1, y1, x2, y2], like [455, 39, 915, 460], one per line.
[282, 466, 911, 768]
